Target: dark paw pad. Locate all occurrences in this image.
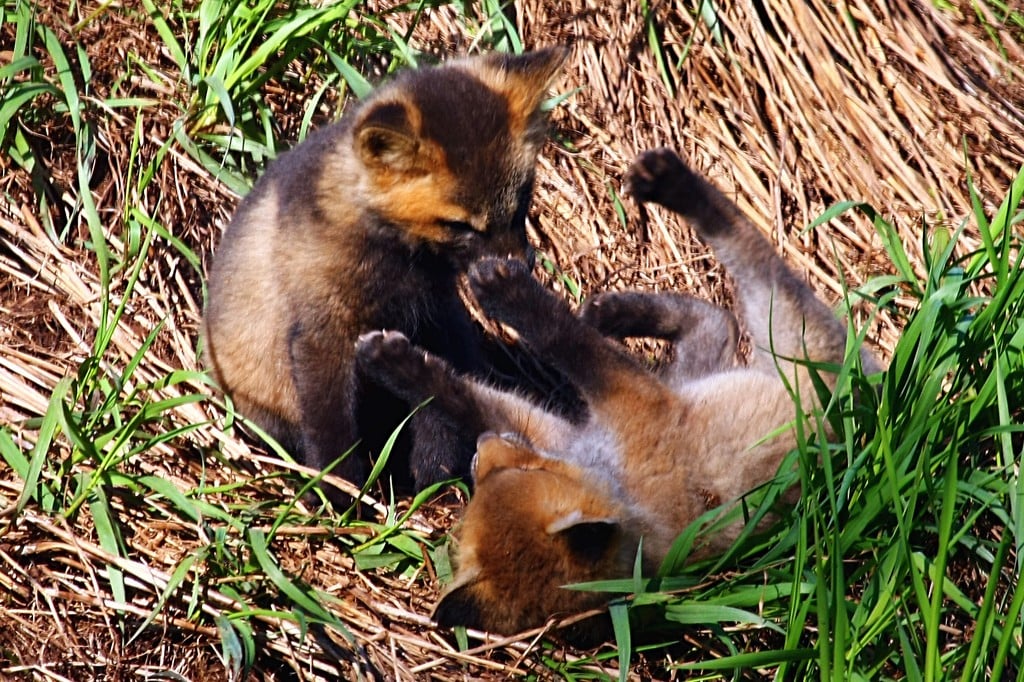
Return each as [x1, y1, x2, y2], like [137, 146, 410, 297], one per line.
[356, 330, 412, 365]
[469, 257, 530, 294]
[355, 330, 441, 388]
[625, 148, 691, 205]
[468, 257, 539, 318]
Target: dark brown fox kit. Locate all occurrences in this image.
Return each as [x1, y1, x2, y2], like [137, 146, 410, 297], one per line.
[204, 48, 567, 494]
[356, 148, 882, 634]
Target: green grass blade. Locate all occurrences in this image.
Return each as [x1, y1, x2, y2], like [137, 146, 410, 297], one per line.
[674, 647, 816, 672]
[248, 528, 353, 641]
[990, 571, 1024, 682]
[697, 0, 724, 47]
[139, 0, 188, 72]
[129, 549, 205, 643]
[0, 54, 40, 80]
[609, 600, 631, 682]
[88, 483, 128, 615]
[924, 437, 960, 681]
[664, 603, 782, 631]
[641, 0, 675, 98]
[201, 73, 236, 127]
[11, 378, 71, 517]
[325, 48, 373, 99]
[216, 613, 255, 679]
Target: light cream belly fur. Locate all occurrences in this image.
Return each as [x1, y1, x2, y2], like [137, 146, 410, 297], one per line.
[622, 370, 800, 558]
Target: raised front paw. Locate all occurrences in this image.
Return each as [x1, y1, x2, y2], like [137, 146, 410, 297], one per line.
[469, 257, 532, 297]
[356, 330, 446, 399]
[469, 257, 578, 352]
[356, 329, 412, 366]
[469, 257, 541, 320]
[624, 148, 699, 213]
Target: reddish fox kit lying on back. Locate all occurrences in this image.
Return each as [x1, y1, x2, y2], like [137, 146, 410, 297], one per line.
[356, 148, 882, 634]
[204, 49, 567, 496]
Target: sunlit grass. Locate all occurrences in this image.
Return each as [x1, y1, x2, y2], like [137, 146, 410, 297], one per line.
[588, 165, 1024, 681]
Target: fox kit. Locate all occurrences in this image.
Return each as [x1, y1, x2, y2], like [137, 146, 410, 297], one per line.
[356, 148, 882, 634]
[204, 48, 567, 495]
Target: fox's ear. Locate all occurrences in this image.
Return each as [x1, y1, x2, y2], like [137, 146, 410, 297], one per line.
[487, 46, 568, 113]
[433, 582, 485, 630]
[547, 513, 619, 565]
[498, 46, 568, 87]
[354, 100, 420, 170]
[472, 431, 547, 483]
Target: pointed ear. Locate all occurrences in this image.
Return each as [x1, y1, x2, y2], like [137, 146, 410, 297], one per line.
[354, 100, 420, 170]
[500, 46, 568, 85]
[433, 582, 485, 630]
[488, 46, 568, 112]
[547, 513, 619, 565]
[473, 431, 548, 483]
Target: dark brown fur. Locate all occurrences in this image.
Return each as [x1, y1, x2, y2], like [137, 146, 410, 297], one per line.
[357, 148, 882, 634]
[203, 49, 567, 498]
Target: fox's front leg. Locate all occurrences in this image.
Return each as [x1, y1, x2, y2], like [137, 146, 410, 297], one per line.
[355, 330, 571, 454]
[469, 258, 673, 415]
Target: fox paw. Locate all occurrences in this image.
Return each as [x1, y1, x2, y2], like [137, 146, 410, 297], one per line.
[468, 257, 543, 322]
[469, 257, 532, 294]
[579, 292, 648, 338]
[356, 331, 447, 393]
[356, 329, 412, 364]
[625, 148, 702, 212]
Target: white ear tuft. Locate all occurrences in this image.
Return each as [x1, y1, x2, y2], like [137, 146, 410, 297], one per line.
[545, 510, 618, 535]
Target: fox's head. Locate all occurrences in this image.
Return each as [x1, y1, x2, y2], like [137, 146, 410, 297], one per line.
[433, 431, 637, 635]
[338, 47, 568, 267]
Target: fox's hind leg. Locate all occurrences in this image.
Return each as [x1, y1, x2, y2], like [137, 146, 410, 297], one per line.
[581, 291, 739, 382]
[626, 148, 880, 389]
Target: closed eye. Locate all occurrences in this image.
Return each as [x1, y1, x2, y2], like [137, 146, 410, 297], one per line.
[498, 431, 534, 450]
[439, 219, 480, 233]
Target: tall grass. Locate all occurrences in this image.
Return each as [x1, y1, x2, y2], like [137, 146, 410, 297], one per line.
[588, 167, 1024, 681]
[140, 0, 408, 194]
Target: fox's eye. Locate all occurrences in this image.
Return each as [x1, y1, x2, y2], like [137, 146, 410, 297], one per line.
[498, 431, 533, 449]
[440, 219, 479, 233]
